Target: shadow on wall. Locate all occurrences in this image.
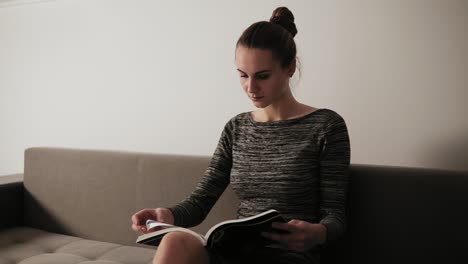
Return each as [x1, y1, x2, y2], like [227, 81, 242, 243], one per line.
[424, 129, 468, 172]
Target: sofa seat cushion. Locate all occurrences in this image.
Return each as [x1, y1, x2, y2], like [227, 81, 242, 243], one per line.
[0, 227, 155, 264]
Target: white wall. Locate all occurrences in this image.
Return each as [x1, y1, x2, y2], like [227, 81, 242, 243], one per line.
[1, 0, 467, 175]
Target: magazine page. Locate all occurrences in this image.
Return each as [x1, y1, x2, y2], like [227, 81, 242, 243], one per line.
[137, 224, 207, 246]
[146, 219, 175, 231]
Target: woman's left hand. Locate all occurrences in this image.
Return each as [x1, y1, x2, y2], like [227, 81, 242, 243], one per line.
[261, 220, 327, 252]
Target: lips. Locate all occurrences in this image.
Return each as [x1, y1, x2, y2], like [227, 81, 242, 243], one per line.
[251, 96, 264, 101]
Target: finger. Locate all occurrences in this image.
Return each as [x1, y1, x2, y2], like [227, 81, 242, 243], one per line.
[271, 222, 300, 235]
[156, 209, 166, 223]
[262, 233, 298, 252]
[132, 223, 147, 233]
[131, 214, 140, 225]
[288, 219, 302, 225]
[133, 208, 156, 224]
[286, 244, 305, 253]
[132, 209, 149, 224]
[261, 231, 292, 243]
[271, 222, 290, 231]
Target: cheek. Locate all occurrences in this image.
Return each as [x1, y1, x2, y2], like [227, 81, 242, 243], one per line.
[270, 77, 287, 93]
[239, 79, 248, 92]
[263, 79, 278, 93]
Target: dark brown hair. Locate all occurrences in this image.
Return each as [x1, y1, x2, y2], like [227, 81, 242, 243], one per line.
[236, 7, 297, 68]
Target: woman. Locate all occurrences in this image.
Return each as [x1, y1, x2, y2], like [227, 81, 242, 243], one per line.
[132, 7, 350, 264]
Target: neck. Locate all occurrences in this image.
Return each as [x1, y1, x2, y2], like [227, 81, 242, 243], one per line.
[259, 89, 302, 122]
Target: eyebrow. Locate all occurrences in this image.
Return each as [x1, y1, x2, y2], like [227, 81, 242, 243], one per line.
[237, 69, 271, 75]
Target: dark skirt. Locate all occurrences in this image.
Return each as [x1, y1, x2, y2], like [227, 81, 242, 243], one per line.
[208, 245, 320, 264]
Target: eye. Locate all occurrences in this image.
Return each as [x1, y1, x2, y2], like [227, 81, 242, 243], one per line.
[257, 74, 270, 80]
[239, 74, 248, 78]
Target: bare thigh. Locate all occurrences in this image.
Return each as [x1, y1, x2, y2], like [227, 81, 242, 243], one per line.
[153, 232, 210, 264]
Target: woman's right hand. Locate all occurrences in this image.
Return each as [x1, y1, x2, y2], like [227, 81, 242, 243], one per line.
[131, 207, 175, 234]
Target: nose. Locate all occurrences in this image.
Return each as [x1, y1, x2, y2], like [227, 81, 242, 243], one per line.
[246, 78, 259, 94]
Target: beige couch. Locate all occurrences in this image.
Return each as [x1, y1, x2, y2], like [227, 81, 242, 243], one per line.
[1, 147, 468, 264]
[0, 147, 238, 264]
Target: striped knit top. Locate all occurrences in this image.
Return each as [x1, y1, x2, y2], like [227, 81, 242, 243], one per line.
[169, 108, 351, 244]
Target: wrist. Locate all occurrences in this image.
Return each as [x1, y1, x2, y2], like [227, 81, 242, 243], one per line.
[316, 224, 327, 245]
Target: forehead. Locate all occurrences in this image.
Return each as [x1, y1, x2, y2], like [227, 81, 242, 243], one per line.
[235, 46, 277, 72]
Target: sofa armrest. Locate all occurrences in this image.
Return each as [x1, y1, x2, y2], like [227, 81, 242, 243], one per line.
[0, 173, 24, 230]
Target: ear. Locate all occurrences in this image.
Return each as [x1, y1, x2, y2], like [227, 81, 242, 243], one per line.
[287, 58, 296, 77]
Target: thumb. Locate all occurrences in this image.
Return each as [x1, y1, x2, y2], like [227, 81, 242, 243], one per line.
[155, 208, 167, 223]
[289, 219, 302, 225]
[157, 215, 165, 223]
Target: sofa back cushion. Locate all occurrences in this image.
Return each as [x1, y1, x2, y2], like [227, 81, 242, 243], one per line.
[23, 147, 468, 264]
[323, 164, 468, 264]
[23, 147, 238, 246]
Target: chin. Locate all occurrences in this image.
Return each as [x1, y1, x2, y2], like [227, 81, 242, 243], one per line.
[252, 102, 269, 108]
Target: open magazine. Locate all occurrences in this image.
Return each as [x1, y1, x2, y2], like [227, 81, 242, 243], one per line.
[136, 209, 288, 252]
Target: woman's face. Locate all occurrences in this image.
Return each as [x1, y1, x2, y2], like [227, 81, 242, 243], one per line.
[235, 45, 294, 108]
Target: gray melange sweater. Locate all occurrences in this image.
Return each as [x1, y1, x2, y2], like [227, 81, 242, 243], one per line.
[170, 108, 351, 244]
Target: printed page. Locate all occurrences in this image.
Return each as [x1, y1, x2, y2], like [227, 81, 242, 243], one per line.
[146, 219, 175, 231]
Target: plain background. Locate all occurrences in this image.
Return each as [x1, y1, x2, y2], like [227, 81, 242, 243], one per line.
[1, 0, 467, 176]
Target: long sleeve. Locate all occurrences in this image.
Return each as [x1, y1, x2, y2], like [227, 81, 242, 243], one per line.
[169, 120, 234, 228]
[318, 114, 351, 245]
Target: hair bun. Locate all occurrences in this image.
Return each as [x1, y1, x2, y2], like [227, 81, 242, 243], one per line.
[269, 7, 297, 37]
